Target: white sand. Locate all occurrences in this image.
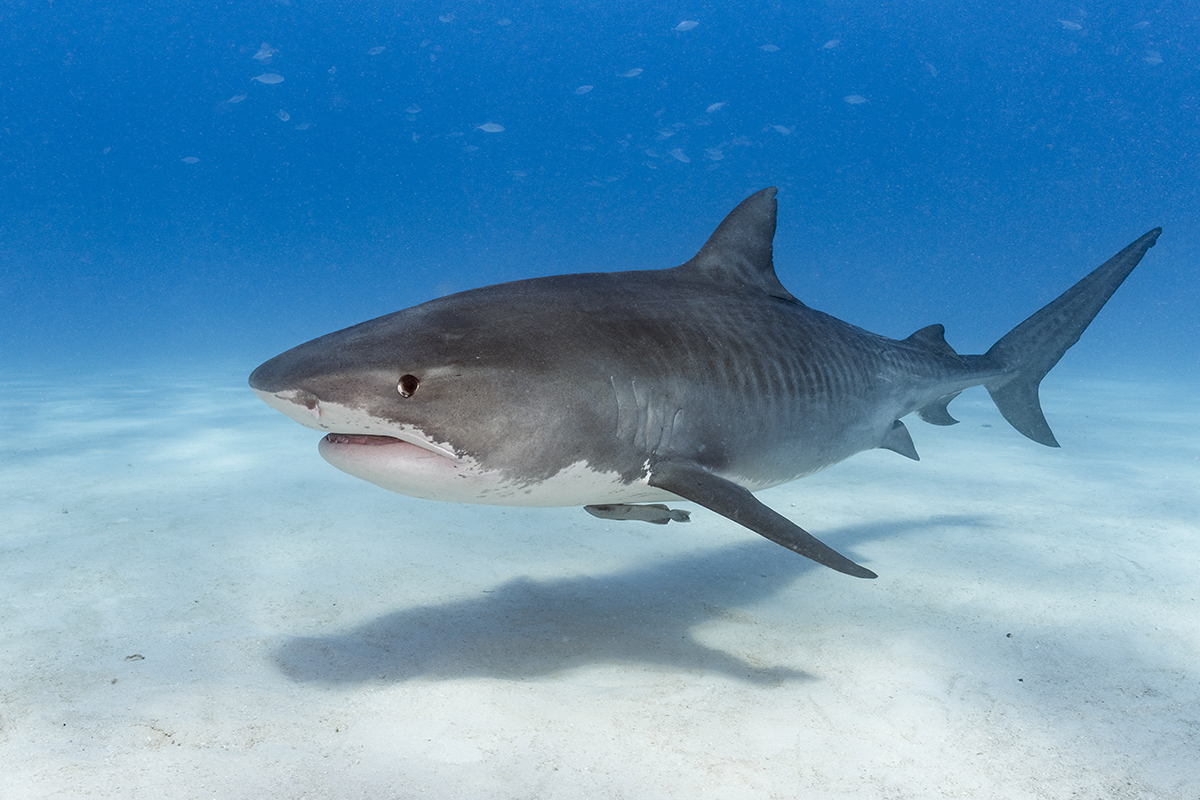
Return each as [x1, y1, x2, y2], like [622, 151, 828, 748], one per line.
[2, 366, 1196, 799]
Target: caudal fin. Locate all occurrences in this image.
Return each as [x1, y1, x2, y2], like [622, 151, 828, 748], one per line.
[984, 228, 1161, 447]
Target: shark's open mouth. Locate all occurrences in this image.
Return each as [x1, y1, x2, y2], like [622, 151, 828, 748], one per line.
[320, 431, 460, 461]
[316, 429, 486, 502]
[323, 433, 406, 446]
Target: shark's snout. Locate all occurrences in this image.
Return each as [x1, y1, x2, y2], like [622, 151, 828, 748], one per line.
[248, 356, 292, 394]
[251, 386, 323, 427]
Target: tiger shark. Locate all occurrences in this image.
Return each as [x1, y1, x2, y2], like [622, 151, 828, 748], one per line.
[249, 188, 1159, 579]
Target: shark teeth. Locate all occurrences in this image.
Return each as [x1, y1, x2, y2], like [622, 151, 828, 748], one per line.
[324, 434, 404, 446]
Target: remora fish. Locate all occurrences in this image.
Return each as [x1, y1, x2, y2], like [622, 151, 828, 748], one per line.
[249, 188, 1160, 579]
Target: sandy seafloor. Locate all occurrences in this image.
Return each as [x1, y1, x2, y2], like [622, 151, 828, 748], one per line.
[2, 364, 1197, 799]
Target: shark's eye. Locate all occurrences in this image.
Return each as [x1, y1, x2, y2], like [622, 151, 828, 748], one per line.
[398, 374, 420, 398]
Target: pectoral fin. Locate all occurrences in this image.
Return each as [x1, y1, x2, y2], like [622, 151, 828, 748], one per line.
[647, 460, 877, 579]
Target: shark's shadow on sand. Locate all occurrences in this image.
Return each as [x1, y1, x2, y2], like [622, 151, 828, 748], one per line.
[274, 515, 980, 685]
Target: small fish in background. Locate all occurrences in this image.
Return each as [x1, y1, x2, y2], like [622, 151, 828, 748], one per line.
[181, 156, 199, 164]
[822, 39, 840, 49]
[621, 68, 643, 77]
[1060, 20, 1083, 30]
[277, 110, 290, 121]
[476, 123, 505, 133]
[669, 148, 690, 163]
[574, 85, 594, 95]
[227, 94, 247, 104]
[405, 104, 422, 114]
[770, 124, 794, 134]
[368, 46, 386, 55]
[439, 12, 455, 23]
[844, 95, 868, 104]
[760, 44, 780, 52]
[706, 102, 726, 113]
[674, 20, 699, 32]
[252, 43, 275, 62]
[1144, 50, 1163, 65]
[252, 73, 284, 84]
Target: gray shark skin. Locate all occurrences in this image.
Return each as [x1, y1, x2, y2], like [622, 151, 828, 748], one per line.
[249, 188, 1160, 579]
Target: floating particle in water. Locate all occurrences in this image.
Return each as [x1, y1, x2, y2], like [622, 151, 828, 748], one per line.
[770, 125, 794, 134]
[406, 104, 422, 114]
[574, 85, 594, 94]
[277, 110, 290, 121]
[181, 157, 199, 164]
[368, 46, 386, 55]
[227, 94, 247, 103]
[706, 102, 726, 113]
[621, 68, 643, 78]
[439, 12, 455, 23]
[844, 95, 868, 104]
[1144, 50, 1163, 64]
[252, 43, 275, 62]
[669, 148, 690, 163]
[760, 44, 779, 52]
[497, 18, 512, 26]
[822, 39, 840, 49]
[1059, 20, 1082, 30]
[704, 148, 725, 160]
[252, 73, 284, 84]
[674, 20, 698, 32]
[1132, 21, 1150, 29]
[476, 123, 505, 132]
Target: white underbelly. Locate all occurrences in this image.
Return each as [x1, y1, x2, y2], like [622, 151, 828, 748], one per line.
[318, 435, 677, 507]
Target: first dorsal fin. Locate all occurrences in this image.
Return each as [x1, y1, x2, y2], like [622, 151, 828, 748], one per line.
[675, 187, 798, 301]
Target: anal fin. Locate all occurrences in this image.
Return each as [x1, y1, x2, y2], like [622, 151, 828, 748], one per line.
[647, 460, 876, 579]
[917, 392, 961, 426]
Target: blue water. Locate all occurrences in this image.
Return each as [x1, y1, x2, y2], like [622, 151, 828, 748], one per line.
[2, 2, 1196, 375]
